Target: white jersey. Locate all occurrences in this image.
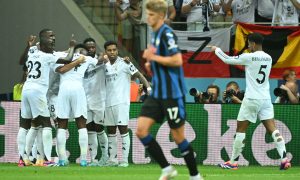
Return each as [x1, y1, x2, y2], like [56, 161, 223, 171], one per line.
[273, 0, 300, 26]
[83, 63, 106, 110]
[47, 51, 66, 97]
[57, 53, 98, 87]
[105, 57, 138, 107]
[23, 48, 59, 92]
[215, 48, 272, 99]
[182, 0, 204, 23]
[257, 0, 275, 19]
[231, 0, 255, 23]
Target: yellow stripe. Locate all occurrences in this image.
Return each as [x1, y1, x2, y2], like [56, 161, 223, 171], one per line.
[273, 35, 300, 68]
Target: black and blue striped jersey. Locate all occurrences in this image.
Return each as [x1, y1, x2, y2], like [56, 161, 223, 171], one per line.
[150, 24, 187, 99]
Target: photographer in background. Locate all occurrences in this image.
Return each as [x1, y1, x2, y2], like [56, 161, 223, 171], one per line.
[274, 69, 299, 104]
[274, 81, 299, 104]
[222, 81, 244, 104]
[190, 84, 222, 103]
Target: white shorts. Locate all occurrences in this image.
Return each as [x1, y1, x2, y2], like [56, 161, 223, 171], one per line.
[21, 89, 49, 119]
[104, 103, 129, 126]
[48, 94, 57, 120]
[86, 109, 105, 125]
[237, 98, 274, 123]
[56, 85, 87, 119]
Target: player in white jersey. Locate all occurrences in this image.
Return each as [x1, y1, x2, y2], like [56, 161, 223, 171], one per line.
[17, 35, 39, 166]
[210, 33, 291, 170]
[103, 41, 150, 167]
[55, 44, 104, 167]
[20, 29, 76, 166]
[83, 38, 108, 166]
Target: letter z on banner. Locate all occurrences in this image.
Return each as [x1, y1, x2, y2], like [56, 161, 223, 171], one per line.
[174, 28, 231, 77]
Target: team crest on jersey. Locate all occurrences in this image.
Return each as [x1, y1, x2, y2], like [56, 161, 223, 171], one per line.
[129, 64, 136, 72]
[168, 38, 177, 50]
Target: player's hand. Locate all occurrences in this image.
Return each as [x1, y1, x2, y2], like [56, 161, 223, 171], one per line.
[138, 84, 144, 93]
[98, 52, 109, 64]
[27, 35, 37, 47]
[78, 55, 86, 63]
[69, 34, 76, 47]
[143, 45, 156, 61]
[207, 45, 218, 52]
[145, 61, 151, 73]
[123, 56, 131, 64]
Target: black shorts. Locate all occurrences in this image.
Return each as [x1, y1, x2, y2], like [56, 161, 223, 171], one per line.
[139, 96, 186, 129]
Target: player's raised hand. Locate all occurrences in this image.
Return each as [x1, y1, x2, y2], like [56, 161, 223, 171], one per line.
[123, 56, 131, 64]
[69, 34, 76, 47]
[27, 35, 37, 47]
[98, 52, 109, 64]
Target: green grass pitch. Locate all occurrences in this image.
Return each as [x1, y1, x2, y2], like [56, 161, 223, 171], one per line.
[0, 163, 299, 180]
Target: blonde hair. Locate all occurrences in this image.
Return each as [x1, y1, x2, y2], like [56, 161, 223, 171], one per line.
[146, 0, 167, 15]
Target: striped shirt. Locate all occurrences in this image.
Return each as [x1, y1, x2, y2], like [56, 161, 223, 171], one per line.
[150, 24, 187, 99]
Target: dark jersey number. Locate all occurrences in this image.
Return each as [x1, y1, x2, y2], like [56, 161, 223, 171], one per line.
[256, 65, 267, 84]
[27, 61, 41, 79]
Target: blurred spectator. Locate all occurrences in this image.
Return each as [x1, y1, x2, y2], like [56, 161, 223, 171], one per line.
[274, 81, 299, 104]
[222, 81, 244, 103]
[255, 0, 274, 24]
[115, 0, 144, 63]
[283, 69, 297, 83]
[181, 0, 206, 31]
[210, 0, 226, 29]
[222, 0, 255, 23]
[190, 84, 222, 103]
[274, 69, 299, 104]
[115, 0, 142, 53]
[13, 70, 27, 101]
[272, 0, 300, 26]
[130, 76, 140, 102]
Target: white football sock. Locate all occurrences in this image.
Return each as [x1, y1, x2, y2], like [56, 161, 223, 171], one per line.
[121, 132, 130, 163]
[57, 128, 67, 161]
[17, 127, 28, 160]
[97, 130, 108, 158]
[230, 132, 245, 164]
[43, 127, 53, 161]
[272, 130, 287, 160]
[25, 127, 39, 160]
[78, 128, 88, 161]
[88, 131, 98, 162]
[108, 134, 117, 161]
[36, 127, 45, 161]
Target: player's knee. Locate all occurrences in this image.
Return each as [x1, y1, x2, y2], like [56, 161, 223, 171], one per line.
[136, 127, 147, 139]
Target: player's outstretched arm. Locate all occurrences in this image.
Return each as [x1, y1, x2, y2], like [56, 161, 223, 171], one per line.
[211, 46, 248, 65]
[56, 55, 86, 74]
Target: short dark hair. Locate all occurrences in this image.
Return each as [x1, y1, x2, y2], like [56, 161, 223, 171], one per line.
[83, 37, 96, 44]
[226, 81, 239, 89]
[104, 40, 118, 50]
[248, 33, 264, 45]
[74, 43, 88, 51]
[207, 84, 220, 95]
[39, 28, 52, 39]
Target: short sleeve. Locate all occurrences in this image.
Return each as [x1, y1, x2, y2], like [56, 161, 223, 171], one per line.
[127, 62, 138, 75]
[161, 30, 180, 56]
